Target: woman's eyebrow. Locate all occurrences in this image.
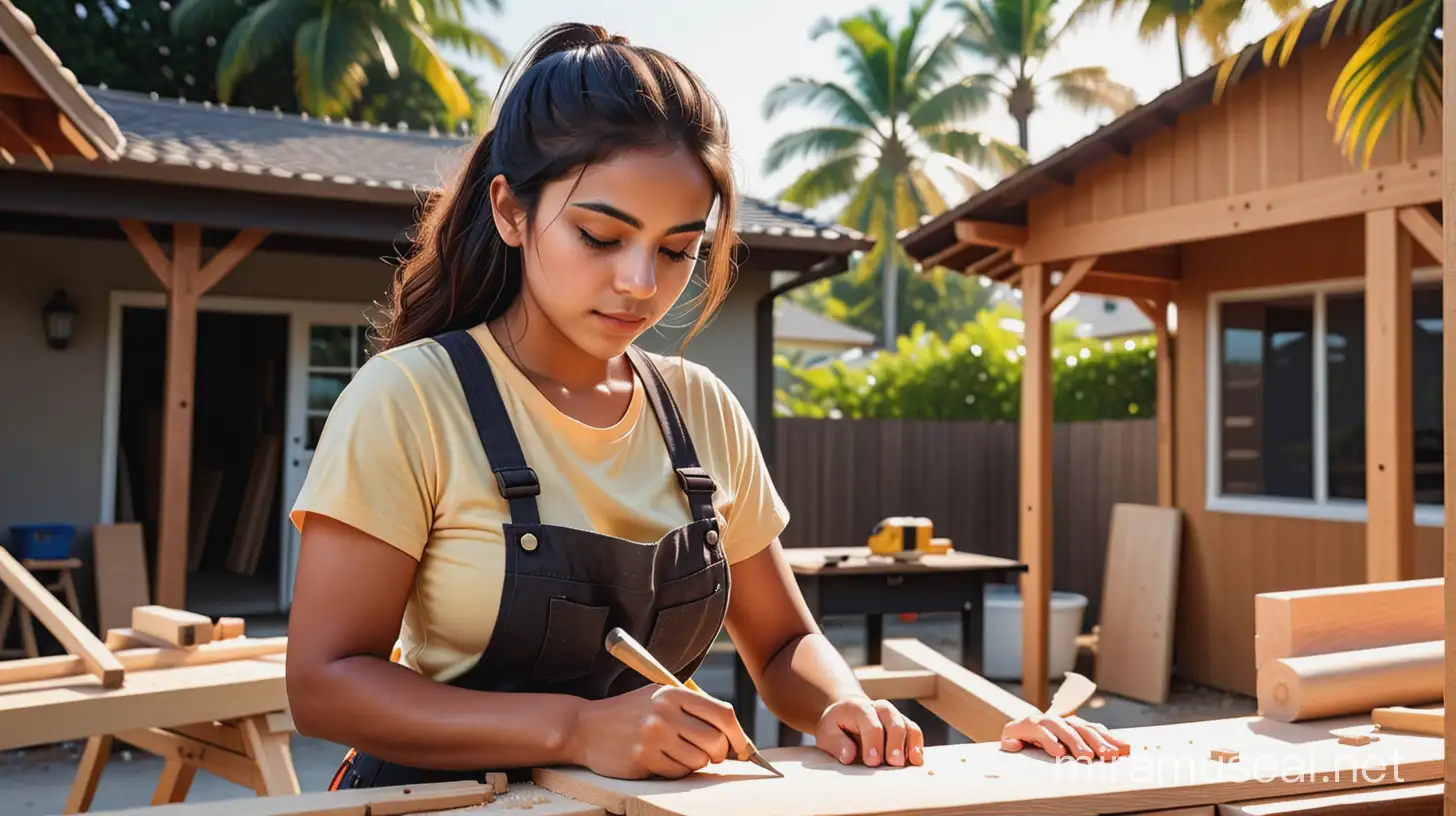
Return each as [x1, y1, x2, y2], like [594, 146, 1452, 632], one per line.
[571, 201, 706, 234]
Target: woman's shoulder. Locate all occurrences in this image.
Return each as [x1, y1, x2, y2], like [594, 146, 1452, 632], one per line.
[633, 348, 754, 441]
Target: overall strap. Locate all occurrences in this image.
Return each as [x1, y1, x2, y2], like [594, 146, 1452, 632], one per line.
[436, 330, 542, 525]
[625, 347, 717, 522]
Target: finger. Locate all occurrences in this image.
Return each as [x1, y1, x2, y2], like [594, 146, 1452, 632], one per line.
[675, 689, 750, 760]
[873, 701, 909, 767]
[659, 736, 713, 777]
[999, 737, 1025, 753]
[1042, 717, 1096, 763]
[846, 700, 887, 766]
[1072, 718, 1131, 757]
[671, 709, 732, 765]
[815, 717, 860, 765]
[1005, 719, 1066, 759]
[905, 715, 926, 766]
[1069, 721, 1121, 762]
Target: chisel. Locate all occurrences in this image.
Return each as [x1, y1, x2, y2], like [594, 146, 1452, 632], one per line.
[604, 626, 783, 778]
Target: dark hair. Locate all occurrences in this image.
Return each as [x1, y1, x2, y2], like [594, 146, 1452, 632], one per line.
[376, 23, 738, 351]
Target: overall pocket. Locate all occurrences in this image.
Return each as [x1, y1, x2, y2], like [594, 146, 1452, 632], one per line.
[532, 597, 611, 682]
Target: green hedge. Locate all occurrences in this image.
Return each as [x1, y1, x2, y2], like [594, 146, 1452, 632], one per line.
[775, 306, 1158, 421]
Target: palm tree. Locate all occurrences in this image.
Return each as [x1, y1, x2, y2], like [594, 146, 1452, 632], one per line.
[762, 0, 1027, 347]
[168, 0, 507, 123]
[1215, 0, 1438, 168]
[947, 0, 1141, 151]
[1080, 0, 1304, 81]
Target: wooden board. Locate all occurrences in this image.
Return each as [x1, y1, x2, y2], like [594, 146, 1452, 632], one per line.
[0, 655, 285, 750]
[1253, 579, 1442, 670]
[0, 544, 124, 687]
[1217, 782, 1442, 814]
[93, 522, 151, 635]
[780, 548, 1024, 576]
[532, 715, 1442, 816]
[1094, 503, 1183, 705]
[86, 780, 493, 815]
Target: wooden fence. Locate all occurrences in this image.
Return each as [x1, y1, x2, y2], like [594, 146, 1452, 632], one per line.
[771, 417, 1158, 629]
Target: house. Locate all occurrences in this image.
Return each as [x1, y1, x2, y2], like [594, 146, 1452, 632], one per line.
[898, 0, 1444, 703]
[773, 301, 877, 366]
[0, 0, 872, 621]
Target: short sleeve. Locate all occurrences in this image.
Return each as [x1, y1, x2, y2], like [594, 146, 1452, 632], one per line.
[288, 354, 438, 560]
[712, 377, 790, 565]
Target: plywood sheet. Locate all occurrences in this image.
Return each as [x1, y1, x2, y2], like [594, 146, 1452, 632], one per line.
[533, 715, 1441, 816]
[0, 655, 286, 750]
[93, 522, 151, 635]
[1094, 503, 1183, 704]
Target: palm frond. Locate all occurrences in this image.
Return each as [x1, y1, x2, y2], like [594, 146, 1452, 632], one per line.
[170, 0, 271, 37]
[906, 27, 970, 104]
[840, 171, 884, 235]
[761, 78, 879, 130]
[375, 14, 474, 122]
[812, 14, 895, 117]
[292, 4, 378, 117]
[948, 0, 1016, 67]
[906, 75, 999, 132]
[213, 0, 320, 102]
[920, 129, 1028, 174]
[1048, 66, 1139, 116]
[429, 20, 508, 66]
[763, 127, 871, 176]
[1327, 0, 1440, 166]
[779, 154, 868, 209]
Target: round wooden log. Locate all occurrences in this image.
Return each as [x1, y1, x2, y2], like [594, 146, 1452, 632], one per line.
[1257, 640, 1443, 722]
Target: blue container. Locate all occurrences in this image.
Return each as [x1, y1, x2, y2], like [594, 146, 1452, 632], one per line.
[7, 524, 77, 560]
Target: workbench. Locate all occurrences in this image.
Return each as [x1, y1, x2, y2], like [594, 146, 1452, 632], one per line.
[735, 547, 1026, 745]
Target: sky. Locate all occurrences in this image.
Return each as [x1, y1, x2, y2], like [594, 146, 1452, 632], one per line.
[452, 0, 1288, 203]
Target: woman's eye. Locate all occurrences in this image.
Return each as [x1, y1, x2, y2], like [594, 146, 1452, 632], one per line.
[578, 228, 617, 249]
[660, 247, 691, 262]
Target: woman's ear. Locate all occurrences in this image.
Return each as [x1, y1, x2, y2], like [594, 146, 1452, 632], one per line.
[488, 175, 526, 247]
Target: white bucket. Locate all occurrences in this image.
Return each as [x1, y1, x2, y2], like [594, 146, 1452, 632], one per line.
[981, 583, 1088, 681]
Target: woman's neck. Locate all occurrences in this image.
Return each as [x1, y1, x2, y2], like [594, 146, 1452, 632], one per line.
[487, 297, 625, 394]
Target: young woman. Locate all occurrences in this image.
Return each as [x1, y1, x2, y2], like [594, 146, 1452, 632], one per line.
[284, 22, 1128, 790]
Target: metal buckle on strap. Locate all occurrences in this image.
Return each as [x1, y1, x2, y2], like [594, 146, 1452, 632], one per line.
[676, 467, 716, 494]
[495, 467, 540, 499]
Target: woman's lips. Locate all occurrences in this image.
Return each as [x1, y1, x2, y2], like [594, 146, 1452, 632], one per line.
[594, 310, 646, 333]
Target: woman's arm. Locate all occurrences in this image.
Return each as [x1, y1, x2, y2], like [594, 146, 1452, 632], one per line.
[724, 541, 922, 766]
[285, 513, 586, 770]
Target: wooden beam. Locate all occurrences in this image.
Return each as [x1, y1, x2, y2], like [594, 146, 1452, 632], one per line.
[881, 639, 1038, 743]
[954, 220, 1028, 249]
[0, 635, 287, 686]
[1440, 3, 1455, 802]
[1043, 256, 1097, 317]
[1365, 208, 1415, 583]
[1153, 301, 1174, 506]
[0, 99, 50, 170]
[1094, 249, 1180, 281]
[0, 547, 124, 688]
[54, 113, 98, 161]
[1019, 155, 1441, 264]
[1075, 272, 1176, 302]
[1018, 264, 1052, 711]
[0, 55, 45, 100]
[116, 221, 268, 608]
[1398, 206, 1443, 263]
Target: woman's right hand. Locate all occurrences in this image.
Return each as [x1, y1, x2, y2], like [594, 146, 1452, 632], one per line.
[568, 684, 751, 779]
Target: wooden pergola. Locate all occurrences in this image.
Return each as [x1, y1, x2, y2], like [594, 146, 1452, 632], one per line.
[899, 6, 1446, 713]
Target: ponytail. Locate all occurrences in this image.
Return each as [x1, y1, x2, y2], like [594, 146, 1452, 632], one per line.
[374, 23, 738, 353]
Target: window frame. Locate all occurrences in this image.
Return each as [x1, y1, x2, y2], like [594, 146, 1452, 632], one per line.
[1204, 267, 1444, 526]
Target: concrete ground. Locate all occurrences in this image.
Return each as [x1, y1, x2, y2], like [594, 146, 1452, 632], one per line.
[0, 613, 1254, 815]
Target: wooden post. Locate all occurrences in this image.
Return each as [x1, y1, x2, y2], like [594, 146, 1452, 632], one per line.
[1134, 297, 1175, 507]
[1442, 0, 1455, 805]
[1018, 263, 1052, 711]
[1364, 208, 1414, 584]
[117, 222, 268, 608]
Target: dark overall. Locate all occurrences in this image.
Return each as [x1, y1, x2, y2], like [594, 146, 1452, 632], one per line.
[329, 329, 731, 789]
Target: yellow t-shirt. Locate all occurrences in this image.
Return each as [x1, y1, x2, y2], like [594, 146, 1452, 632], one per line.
[288, 323, 789, 683]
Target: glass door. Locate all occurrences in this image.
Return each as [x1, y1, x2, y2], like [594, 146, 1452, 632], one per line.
[280, 307, 377, 609]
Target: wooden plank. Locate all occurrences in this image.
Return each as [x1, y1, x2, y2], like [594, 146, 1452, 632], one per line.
[0, 656, 286, 751]
[155, 223, 201, 608]
[197, 228, 267, 292]
[0, 545, 124, 688]
[1257, 640, 1442, 722]
[1044, 256, 1098, 317]
[1253, 578, 1442, 670]
[1093, 503, 1183, 705]
[880, 638, 1038, 743]
[117, 220, 172, 289]
[531, 714, 1443, 816]
[1217, 782, 1443, 815]
[851, 666, 937, 701]
[132, 605, 214, 647]
[93, 522, 151, 636]
[954, 220, 1027, 249]
[1019, 263, 1053, 711]
[1397, 206, 1442, 263]
[0, 55, 46, 99]
[1364, 208, 1415, 583]
[0, 635, 286, 685]
[1151, 298, 1175, 507]
[113, 726, 260, 789]
[1018, 155, 1441, 264]
[86, 780, 494, 815]
[1372, 706, 1444, 736]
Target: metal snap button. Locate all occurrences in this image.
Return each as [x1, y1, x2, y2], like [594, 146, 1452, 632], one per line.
[520, 532, 538, 551]
[705, 529, 719, 546]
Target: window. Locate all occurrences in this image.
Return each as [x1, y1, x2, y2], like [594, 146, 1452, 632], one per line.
[306, 324, 372, 449]
[1208, 277, 1443, 521]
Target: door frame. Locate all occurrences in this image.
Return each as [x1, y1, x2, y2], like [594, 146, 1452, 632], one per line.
[100, 291, 374, 605]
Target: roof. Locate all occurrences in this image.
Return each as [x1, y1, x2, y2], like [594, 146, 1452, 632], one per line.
[0, 0, 124, 160]
[774, 302, 877, 347]
[61, 86, 869, 251]
[898, 1, 1341, 270]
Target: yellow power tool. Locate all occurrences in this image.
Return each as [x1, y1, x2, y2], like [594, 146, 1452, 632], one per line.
[866, 516, 952, 560]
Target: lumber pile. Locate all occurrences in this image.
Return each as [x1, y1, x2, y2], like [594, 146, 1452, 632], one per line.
[1254, 577, 1444, 723]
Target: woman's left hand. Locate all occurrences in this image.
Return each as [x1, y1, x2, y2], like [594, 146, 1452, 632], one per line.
[814, 696, 925, 767]
[999, 713, 1130, 762]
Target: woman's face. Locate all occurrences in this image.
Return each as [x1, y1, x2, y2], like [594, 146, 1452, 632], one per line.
[490, 144, 716, 361]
